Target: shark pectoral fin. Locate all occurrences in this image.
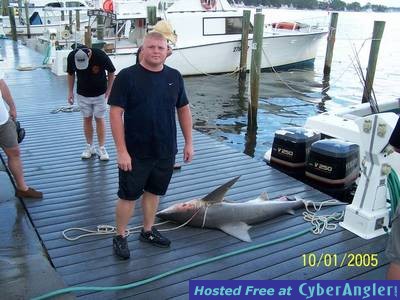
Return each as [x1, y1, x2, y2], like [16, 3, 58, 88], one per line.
[286, 209, 296, 215]
[218, 222, 252, 242]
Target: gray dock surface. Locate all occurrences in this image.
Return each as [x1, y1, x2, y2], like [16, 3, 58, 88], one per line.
[0, 39, 389, 300]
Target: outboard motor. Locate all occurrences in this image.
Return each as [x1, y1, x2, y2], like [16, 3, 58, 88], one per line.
[270, 127, 321, 175]
[305, 139, 359, 201]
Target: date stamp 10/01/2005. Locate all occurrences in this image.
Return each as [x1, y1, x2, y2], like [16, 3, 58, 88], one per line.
[302, 253, 379, 268]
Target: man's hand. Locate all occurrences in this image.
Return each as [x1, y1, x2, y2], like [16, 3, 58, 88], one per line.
[118, 151, 132, 171]
[68, 92, 74, 105]
[183, 143, 194, 163]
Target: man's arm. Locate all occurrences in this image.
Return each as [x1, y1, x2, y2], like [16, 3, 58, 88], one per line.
[105, 72, 115, 99]
[67, 74, 75, 105]
[0, 79, 16, 120]
[110, 105, 132, 171]
[177, 104, 194, 162]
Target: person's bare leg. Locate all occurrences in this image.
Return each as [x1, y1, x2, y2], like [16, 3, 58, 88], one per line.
[387, 262, 400, 280]
[116, 198, 135, 236]
[83, 116, 93, 145]
[142, 191, 159, 232]
[95, 117, 106, 147]
[3, 146, 28, 191]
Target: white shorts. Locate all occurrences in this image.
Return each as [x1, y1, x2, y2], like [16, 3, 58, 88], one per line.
[77, 94, 107, 118]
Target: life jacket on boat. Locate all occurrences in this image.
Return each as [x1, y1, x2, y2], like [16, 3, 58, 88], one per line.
[200, 0, 216, 10]
[272, 22, 300, 30]
[103, 0, 113, 13]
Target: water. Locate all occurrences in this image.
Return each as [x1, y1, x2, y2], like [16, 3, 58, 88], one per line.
[184, 10, 400, 160]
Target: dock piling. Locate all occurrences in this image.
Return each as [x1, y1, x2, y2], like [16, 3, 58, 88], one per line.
[249, 12, 264, 127]
[239, 10, 251, 83]
[323, 12, 338, 77]
[24, 0, 30, 38]
[8, 7, 17, 41]
[362, 20, 385, 104]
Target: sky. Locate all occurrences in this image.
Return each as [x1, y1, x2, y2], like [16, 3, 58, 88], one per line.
[344, 0, 400, 7]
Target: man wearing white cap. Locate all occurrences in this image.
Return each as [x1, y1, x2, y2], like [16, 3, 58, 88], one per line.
[67, 47, 116, 160]
[108, 31, 193, 259]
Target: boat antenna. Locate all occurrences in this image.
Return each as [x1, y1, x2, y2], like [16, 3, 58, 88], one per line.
[350, 41, 379, 114]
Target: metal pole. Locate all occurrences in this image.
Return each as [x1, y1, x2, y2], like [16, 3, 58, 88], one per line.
[68, 10, 72, 33]
[97, 15, 105, 41]
[75, 9, 80, 31]
[323, 12, 338, 76]
[147, 6, 157, 26]
[239, 10, 251, 83]
[362, 21, 385, 104]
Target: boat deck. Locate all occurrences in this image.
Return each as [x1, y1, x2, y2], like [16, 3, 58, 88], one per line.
[0, 39, 389, 300]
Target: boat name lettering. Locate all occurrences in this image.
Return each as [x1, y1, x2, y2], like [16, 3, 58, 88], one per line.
[233, 46, 241, 52]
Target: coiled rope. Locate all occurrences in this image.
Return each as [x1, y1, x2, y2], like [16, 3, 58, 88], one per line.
[302, 199, 345, 234]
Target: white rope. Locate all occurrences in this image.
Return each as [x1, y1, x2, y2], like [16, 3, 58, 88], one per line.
[261, 48, 310, 96]
[176, 47, 241, 77]
[321, 36, 370, 94]
[51, 105, 81, 114]
[62, 210, 203, 241]
[301, 199, 345, 235]
[201, 205, 210, 228]
[16, 64, 50, 71]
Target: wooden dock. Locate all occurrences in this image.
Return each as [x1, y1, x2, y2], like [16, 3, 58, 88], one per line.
[0, 40, 389, 300]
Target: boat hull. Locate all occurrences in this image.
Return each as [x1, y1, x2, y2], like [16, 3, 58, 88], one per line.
[109, 31, 326, 76]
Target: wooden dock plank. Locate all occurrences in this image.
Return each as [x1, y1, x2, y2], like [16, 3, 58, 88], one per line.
[0, 40, 390, 300]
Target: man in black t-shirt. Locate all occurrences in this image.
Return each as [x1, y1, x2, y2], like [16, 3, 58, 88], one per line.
[67, 47, 115, 161]
[108, 32, 194, 260]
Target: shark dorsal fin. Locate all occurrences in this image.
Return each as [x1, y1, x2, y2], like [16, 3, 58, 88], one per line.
[259, 192, 269, 201]
[201, 176, 240, 204]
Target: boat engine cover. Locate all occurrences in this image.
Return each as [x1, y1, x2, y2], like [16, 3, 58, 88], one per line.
[305, 139, 359, 188]
[270, 127, 320, 172]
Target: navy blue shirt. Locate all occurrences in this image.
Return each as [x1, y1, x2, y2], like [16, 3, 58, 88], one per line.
[67, 48, 116, 97]
[390, 117, 400, 148]
[108, 64, 189, 159]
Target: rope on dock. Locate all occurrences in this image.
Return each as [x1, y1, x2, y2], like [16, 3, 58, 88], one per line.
[16, 64, 50, 71]
[301, 199, 345, 234]
[50, 105, 80, 113]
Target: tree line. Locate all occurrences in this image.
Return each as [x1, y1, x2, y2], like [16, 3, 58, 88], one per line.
[238, 0, 394, 12]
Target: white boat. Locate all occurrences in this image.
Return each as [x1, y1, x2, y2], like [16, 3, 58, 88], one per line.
[265, 98, 400, 240]
[1, 0, 92, 36]
[48, 0, 328, 76]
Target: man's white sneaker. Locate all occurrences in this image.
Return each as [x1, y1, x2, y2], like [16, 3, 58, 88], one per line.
[98, 146, 110, 161]
[81, 144, 96, 159]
